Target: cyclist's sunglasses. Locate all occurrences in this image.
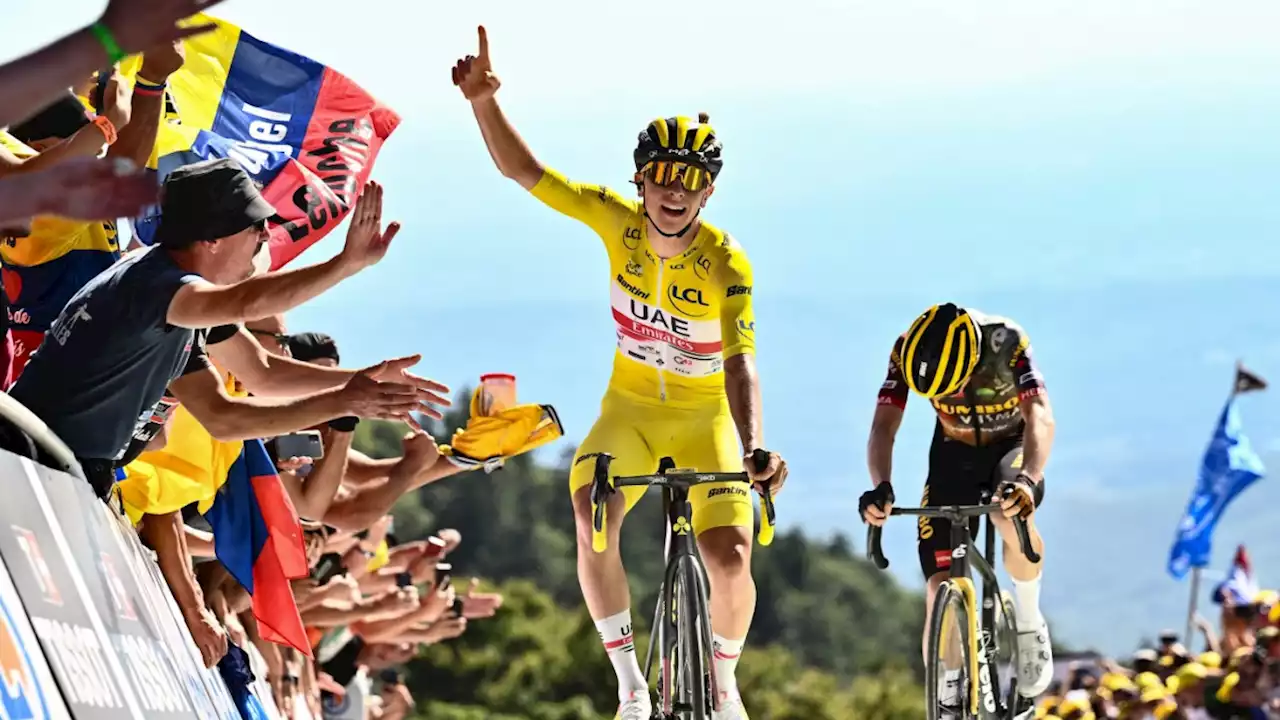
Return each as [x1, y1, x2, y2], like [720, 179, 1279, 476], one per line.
[637, 161, 711, 192]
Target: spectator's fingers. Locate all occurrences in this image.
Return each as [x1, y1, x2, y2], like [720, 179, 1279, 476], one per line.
[417, 389, 452, 408]
[378, 221, 401, 247]
[406, 373, 450, 396]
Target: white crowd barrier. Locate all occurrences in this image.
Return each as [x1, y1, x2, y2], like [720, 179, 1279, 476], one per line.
[0, 447, 282, 720]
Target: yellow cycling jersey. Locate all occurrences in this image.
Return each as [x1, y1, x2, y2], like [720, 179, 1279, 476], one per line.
[530, 167, 756, 407]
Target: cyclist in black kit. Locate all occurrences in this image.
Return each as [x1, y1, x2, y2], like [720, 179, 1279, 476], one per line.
[859, 303, 1056, 706]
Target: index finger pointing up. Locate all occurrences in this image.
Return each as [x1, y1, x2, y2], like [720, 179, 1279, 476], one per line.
[477, 25, 489, 59]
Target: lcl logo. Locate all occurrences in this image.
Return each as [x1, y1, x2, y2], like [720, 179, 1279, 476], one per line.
[668, 285, 709, 317]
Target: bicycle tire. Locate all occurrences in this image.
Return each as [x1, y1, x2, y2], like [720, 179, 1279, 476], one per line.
[675, 555, 712, 719]
[996, 589, 1021, 718]
[926, 581, 975, 720]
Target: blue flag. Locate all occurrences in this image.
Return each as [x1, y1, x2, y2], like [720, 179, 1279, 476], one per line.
[1168, 395, 1266, 579]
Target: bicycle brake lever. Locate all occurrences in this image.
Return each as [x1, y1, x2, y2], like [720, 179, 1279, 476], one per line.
[750, 449, 776, 546]
[590, 454, 613, 553]
[999, 486, 1042, 563]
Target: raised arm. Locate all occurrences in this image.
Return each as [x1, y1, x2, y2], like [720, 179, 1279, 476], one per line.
[0, 0, 222, 129]
[452, 26, 543, 190]
[166, 181, 399, 328]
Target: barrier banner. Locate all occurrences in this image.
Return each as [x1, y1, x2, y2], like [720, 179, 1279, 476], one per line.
[0, 453, 281, 719]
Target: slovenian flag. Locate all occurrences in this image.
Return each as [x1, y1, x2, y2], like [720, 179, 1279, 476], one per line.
[127, 14, 400, 269]
[1212, 545, 1260, 606]
[203, 439, 312, 656]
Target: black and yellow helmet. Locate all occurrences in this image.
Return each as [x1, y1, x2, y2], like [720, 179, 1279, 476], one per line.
[633, 113, 724, 180]
[900, 303, 981, 399]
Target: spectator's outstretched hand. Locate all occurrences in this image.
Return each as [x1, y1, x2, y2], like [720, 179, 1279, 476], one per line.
[401, 430, 441, 474]
[339, 181, 400, 272]
[366, 355, 452, 419]
[337, 361, 430, 424]
[452, 26, 501, 102]
[423, 616, 467, 644]
[461, 577, 503, 619]
[99, 69, 133, 129]
[100, 0, 225, 54]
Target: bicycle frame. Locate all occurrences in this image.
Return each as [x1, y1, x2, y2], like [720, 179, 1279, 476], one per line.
[638, 458, 716, 716]
[584, 450, 777, 719]
[941, 500, 1008, 719]
[867, 491, 1038, 720]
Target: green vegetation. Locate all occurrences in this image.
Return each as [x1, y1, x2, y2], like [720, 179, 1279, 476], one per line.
[353, 391, 928, 719]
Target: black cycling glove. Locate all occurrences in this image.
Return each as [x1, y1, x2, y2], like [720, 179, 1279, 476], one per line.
[858, 482, 895, 522]
[997, 473, 1039, 519]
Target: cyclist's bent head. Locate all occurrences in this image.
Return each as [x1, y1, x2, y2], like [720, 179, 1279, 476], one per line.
[899, 303, 981, 399]
[633, 113, 722, 238]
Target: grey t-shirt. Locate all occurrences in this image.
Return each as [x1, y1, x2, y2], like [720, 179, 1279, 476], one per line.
[10, 247, 204, 461]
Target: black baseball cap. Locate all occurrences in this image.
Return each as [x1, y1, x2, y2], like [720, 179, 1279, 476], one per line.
[286, 332, 340, 364]
[154, 158, 277, 248]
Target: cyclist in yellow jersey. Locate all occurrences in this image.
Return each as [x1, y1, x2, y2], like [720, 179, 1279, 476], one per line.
[453, 26, 788, 720]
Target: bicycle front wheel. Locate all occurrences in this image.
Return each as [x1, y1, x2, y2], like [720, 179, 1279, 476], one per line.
[926, 580, 976, 720]
[672, 555, 712, 719]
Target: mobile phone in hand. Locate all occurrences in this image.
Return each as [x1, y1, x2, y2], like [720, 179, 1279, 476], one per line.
[434, 562, 452, 589]
[274, 431, 324, 462]
[451, 597, 465, 619]
[395, 571, 413, 588]
[378, 668, 401, 685]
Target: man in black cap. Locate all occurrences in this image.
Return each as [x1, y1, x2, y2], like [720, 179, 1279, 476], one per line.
[11, 158, 446, 496]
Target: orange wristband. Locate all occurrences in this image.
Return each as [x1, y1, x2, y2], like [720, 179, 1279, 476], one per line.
[92, 115, 118, 146]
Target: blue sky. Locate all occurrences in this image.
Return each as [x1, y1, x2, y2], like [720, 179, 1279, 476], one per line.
[8, 0, 1280, 655]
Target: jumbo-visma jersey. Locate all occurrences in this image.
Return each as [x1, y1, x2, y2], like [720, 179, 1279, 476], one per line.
[530, 167, 756, 407]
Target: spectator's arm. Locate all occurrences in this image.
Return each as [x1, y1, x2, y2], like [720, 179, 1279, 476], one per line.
[210, 328, 355, 396]
[324, 438, 457, 532]
[0, 124, 115, 176]
[278, 429, 353, 522]
[141, 512, 205, 616]
[170, 363, 350, 441]
[1194, 613, 1223, 655]
[184, 524, 215, 558]
[166, 258, 357, 329]
[345, 448, 397, 486]
[0, 28, 116, 129]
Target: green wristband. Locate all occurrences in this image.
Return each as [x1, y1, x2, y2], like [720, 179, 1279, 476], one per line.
[90, 23, 125, 64]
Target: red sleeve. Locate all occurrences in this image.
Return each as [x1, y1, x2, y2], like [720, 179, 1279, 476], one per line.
[878, 338, 909, 409]
[1010, 331, 1046, 400]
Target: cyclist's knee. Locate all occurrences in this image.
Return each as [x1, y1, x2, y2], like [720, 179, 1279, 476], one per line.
[697, 525, 752, 582]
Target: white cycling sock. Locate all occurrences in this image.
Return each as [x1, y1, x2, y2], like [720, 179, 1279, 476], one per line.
[941, 668, 962, 704]
[595, 610, 647, 700]
[713, 634, 745, 699]
[1010, 574, 1045, 629]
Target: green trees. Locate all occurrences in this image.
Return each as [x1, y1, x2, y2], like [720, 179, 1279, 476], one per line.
[352, 394, 928, 719]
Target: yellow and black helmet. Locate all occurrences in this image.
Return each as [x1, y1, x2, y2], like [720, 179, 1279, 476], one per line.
[900, 303, 981, 399]
[633, 113, 724, 180]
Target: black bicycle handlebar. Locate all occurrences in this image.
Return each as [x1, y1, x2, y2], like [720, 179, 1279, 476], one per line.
[865, 487, 1040, 570]
[587, 448, 778, 550]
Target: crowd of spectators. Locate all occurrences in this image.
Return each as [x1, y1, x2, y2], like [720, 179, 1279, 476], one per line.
[1038, 592, 1280, 720]
[0, 3, 502, 718]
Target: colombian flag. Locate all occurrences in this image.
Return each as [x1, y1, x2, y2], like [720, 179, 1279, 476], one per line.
[128, 15, 400, 269]
[203, 439, 312, 656]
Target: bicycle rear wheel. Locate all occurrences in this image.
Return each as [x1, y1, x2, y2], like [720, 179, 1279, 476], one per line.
[671, 555, 712, 719]
[926, 580, 976, 720]
[994, 589, 1023, 719]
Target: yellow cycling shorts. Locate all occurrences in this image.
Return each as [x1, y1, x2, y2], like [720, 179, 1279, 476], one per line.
[569, 390, 752, 534]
